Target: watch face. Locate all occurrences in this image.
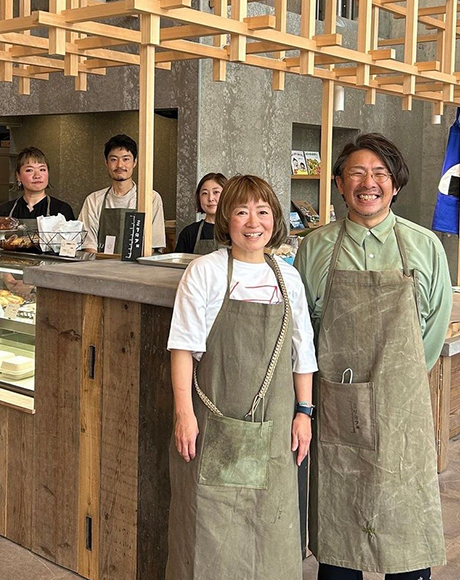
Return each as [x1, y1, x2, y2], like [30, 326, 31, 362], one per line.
[297, 404, 314, 417]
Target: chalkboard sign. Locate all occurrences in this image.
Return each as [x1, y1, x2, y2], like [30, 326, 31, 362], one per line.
[121, 212, 145, 261]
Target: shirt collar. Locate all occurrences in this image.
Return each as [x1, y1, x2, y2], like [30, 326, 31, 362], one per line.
[344, 211, 396, 246]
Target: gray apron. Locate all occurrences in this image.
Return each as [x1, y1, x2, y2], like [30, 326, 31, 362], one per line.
[309, 221, 446, 574]
[97, 187, 130, 253]
[166, 252, 302, 580]
[9, 194, 51, 230]
[193, 220, 217, 255]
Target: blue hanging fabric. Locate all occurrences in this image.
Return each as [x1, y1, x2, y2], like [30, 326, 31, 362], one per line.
[432, 108, 460, 235]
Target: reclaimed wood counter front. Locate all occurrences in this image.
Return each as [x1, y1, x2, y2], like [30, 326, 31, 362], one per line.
[11, 261, 183, 580]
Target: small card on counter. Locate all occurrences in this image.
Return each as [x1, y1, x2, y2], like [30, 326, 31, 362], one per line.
[104, 235, 117, 254]
[59, 239, 78, 257]
[122, 212, 145, 261]
[4, 303, 20, 320]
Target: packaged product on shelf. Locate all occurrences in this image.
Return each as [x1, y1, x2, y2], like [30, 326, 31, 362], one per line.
[291, 151, 308, 175]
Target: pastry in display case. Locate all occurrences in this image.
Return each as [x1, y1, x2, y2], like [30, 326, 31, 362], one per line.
[0, 248, 94, 396]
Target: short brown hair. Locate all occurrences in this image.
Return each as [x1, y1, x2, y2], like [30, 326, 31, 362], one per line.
[195, 173, 227, 213]
[15, 146, 50, 174]
[333, 133, 409, 196]
[214, 175, 287, 249]
[14, 147, 51, 192]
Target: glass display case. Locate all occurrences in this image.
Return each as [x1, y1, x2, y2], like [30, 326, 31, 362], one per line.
[0, 249, 94, 396]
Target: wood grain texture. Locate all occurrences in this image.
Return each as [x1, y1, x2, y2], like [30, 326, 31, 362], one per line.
[449, 353, 460, 438]
[77, 294, 104, 580]
[6, 409, 34, 548]
[438, 356, 452, 473]
[33, 288, 82, 570]
[137, 305, 174, 580]
[99, 298, 140, 580]
[0, 407, 7, 536]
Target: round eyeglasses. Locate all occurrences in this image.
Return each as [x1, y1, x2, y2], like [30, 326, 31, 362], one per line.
[346, 169, 392, 184]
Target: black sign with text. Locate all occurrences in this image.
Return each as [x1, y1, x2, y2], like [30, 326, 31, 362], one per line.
[122, 212, 145, 261]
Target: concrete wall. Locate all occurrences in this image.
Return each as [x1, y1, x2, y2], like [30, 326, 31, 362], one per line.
[4, 111, 178, 219]
[0, 59, 199, 222]
[194, 4, 457, 281]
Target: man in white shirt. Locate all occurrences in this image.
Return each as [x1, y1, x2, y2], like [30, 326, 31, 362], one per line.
[79, 134, 166, 253]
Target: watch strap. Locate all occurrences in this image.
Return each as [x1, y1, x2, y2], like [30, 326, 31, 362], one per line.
[296, 403, 314, 417]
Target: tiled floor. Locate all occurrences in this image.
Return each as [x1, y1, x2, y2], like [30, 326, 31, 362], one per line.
[1, 436, 459, 580]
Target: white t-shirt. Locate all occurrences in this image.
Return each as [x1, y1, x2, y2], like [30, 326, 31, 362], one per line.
[168, 249, 318, 374]
[78, 183, 166, 250]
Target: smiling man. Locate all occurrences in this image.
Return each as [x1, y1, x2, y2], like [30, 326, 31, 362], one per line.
[294, 133, 452, 580]
[78, 134, 165, 253]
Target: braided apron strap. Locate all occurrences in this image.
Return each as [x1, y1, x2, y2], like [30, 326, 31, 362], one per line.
[193, 253, 291, 421]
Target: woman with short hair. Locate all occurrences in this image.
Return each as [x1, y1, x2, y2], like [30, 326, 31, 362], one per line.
[166, 174, 317, 580]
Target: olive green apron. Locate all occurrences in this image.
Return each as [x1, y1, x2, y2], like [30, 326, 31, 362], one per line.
[97, 187, 131, 253]
[309, 222, 446, 574]
[193, 220, 217, 255]
[166, 252, 302, 580]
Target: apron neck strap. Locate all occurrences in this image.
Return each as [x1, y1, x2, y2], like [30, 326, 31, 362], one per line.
[225, 248, 234, 299]
[322, 221, 346, 316]
[9, 194, 51, 217]
[393, 221, 410, 276]
[193, 220, 206, 253]
[8, 197, 19, 217]
[322, 218, 411, 315]
[99, 187, 112, 217]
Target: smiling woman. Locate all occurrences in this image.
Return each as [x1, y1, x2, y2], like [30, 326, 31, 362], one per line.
[0, 147, 75, 222]
[175, 172, 227, 255]
[166, 174, 318, 580]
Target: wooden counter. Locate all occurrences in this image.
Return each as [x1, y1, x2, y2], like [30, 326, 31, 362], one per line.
[429, 333, 460, 474]
[0, 261, 184, 580]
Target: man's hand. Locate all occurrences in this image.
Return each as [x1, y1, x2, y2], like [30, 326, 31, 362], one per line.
[175, 412, 199, 462]
[291, 413, 312, 466]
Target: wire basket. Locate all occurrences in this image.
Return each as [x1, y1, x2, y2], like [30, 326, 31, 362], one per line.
[29, 229, 88, 254]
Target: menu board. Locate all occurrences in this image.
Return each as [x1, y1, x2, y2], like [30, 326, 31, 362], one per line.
[122, 212, 145, 261]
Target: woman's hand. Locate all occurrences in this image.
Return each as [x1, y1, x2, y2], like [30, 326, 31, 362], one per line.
[291, 413, 312, 466]
[175, 412, 199, 462]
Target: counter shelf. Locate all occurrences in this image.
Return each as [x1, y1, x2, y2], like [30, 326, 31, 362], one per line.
[0, 249, 94, 398]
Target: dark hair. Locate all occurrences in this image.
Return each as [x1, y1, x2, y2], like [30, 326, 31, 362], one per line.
[333, 133, 409, 195]
[214, 175, 287, 249]
[104, 134, 137, 161]
[195, 173, 227, 213]
[13, 147, 51, 191]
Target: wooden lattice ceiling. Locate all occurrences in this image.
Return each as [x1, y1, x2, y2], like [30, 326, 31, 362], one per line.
[0, 0, 458, 251]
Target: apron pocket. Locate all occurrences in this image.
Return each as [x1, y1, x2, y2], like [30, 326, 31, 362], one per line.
[199, 413, 273, 489]
[319, 377, 376, 450]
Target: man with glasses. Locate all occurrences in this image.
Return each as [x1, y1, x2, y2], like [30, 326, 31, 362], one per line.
[295, 133, 451, 580]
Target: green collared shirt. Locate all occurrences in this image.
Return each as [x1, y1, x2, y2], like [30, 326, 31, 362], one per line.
[294, 211, 452, 370]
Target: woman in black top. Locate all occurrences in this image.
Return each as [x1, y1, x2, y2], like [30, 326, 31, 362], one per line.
[0, 147, 75, 221]
[175, 173, 227, 255]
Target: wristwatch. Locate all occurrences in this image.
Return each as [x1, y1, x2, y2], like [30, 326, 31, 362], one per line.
[296, 401, 315, 418]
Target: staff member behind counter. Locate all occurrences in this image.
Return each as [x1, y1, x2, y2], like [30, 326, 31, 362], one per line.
[175, 172, 227, 255]
[0, 146, 75, 297]
[78, 134, 165, 254]
[0, 146, 75, 222]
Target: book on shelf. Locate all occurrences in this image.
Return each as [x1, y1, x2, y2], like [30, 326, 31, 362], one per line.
[291, 200, 320, 228]
[291, 150, 308, 175]
[304, 151, 321, 175]
[289, 211, 304, 230]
